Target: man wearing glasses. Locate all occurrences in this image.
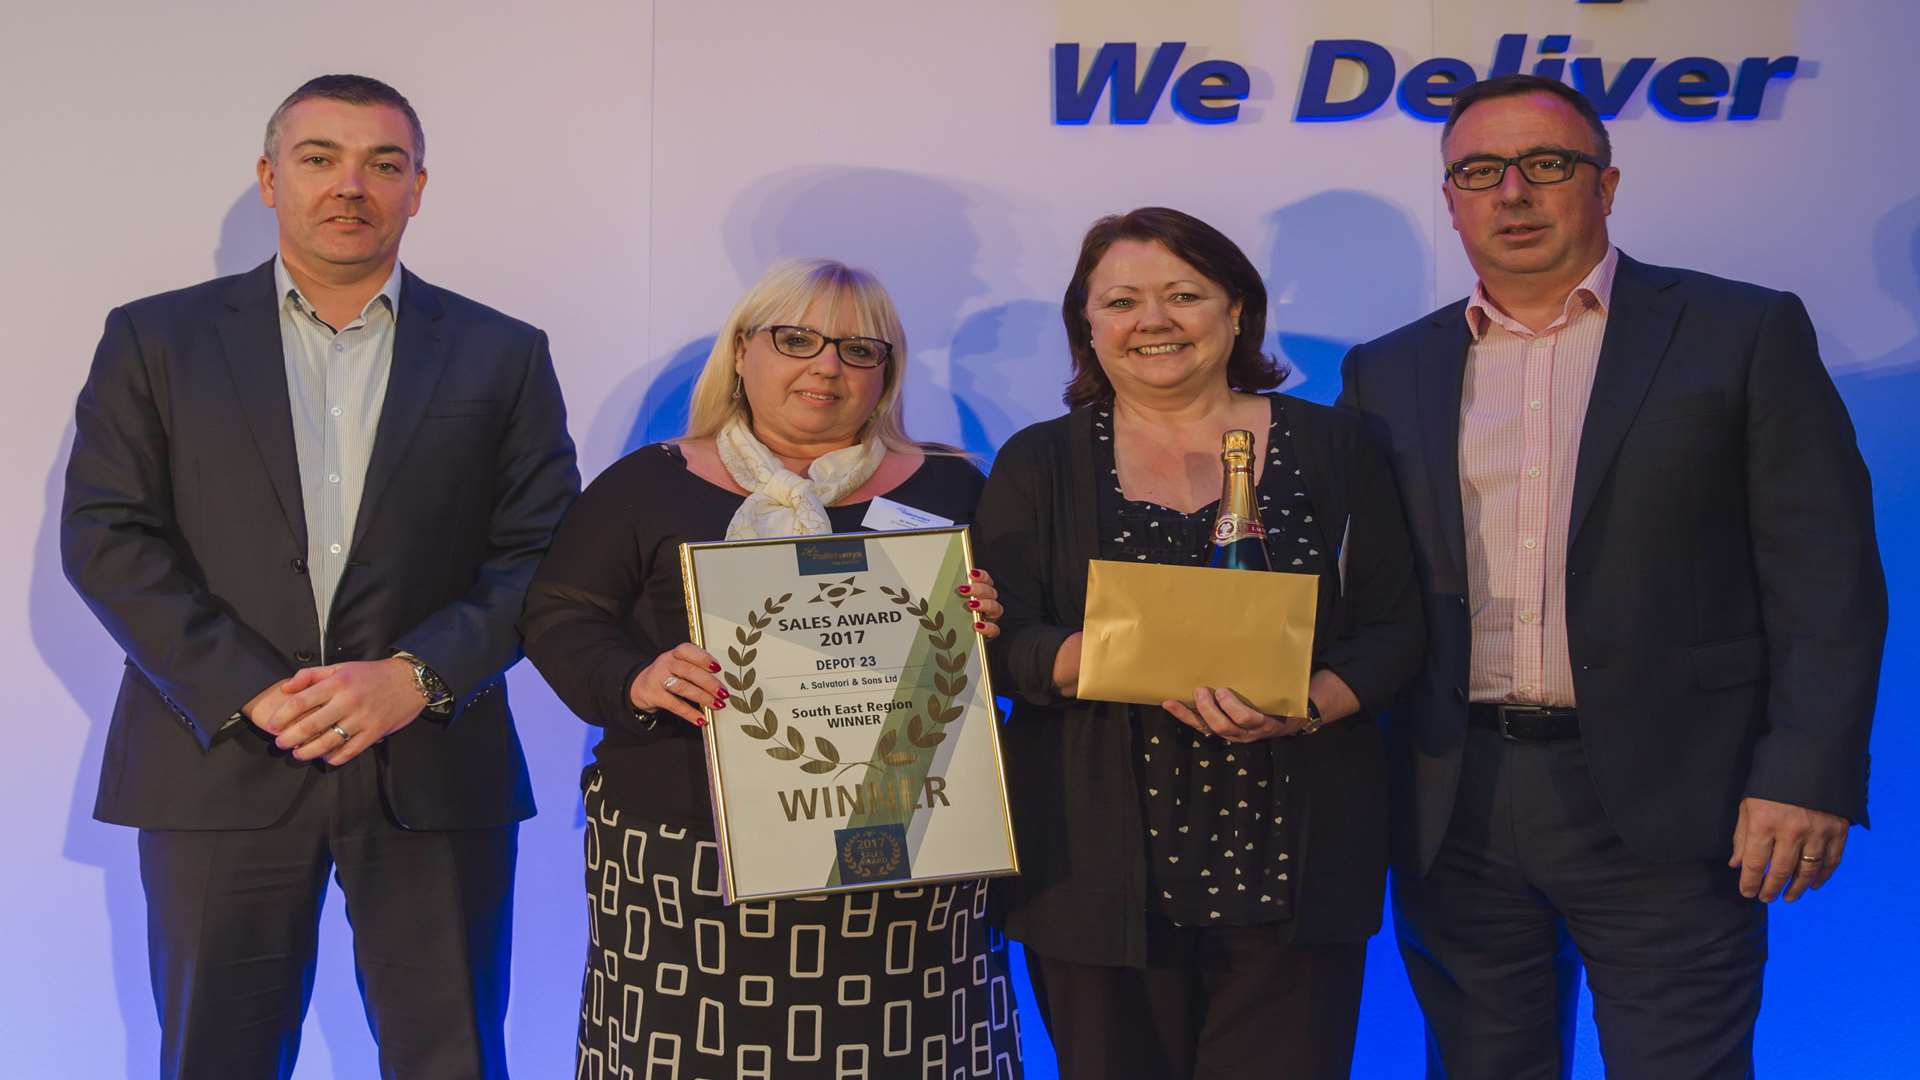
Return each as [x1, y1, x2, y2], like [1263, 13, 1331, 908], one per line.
[1339, 74, 1884, 1077]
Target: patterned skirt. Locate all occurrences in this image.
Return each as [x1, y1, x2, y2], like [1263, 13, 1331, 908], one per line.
[578, 768, 1025, 1079]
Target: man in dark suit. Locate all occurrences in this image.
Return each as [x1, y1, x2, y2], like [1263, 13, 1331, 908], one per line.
[1338, 75, 1885, 1078]
[61, 75, 578, 1079]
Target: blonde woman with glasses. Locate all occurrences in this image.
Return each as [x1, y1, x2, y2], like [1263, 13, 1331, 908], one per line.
[521, 259, 1021, 1078]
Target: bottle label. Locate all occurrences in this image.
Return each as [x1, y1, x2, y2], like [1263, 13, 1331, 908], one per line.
[1212, 514, 1265, 546]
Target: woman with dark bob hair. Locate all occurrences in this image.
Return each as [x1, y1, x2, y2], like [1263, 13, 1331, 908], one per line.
[974, 208, 1423, 1079]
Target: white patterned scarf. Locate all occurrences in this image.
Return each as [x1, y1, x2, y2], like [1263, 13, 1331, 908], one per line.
[716, 416, 886, 539]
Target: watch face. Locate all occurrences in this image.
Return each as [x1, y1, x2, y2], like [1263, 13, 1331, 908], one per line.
[419, 665, 450, 703]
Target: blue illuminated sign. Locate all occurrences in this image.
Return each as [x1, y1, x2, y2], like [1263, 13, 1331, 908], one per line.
[1052, 33, 1801, 125]
[1054, 43, 1251, 124]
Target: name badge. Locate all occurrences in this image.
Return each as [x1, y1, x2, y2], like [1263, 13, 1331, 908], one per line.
[861, 496, 953, 532]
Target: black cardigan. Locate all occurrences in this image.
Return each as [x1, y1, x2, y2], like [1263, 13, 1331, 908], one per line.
[974, 396, 1423, 967]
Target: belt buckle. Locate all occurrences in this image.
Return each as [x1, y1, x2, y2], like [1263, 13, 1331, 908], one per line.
[1495, 704, 1540, 741]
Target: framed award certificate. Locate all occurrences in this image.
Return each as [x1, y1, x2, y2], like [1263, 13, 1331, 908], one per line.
[680, 527, 1020, 903]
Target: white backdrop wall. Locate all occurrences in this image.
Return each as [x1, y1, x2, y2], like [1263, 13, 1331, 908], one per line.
[4, 2, 1916, 1076]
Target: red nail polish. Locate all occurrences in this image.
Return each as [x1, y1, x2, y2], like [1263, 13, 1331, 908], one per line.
[969, 569, 982, 579]
[957, 585, 971, 595]
[974, 621, 987, 631]
[708, 663, 722, 673]
[967, 599, 981, 609]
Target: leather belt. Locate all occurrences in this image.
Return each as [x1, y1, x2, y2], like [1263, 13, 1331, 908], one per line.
[1468, 703, 1580, 742]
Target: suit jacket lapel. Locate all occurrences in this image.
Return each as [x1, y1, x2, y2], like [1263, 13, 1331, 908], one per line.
[1418, 303, 1472, 591]
[352, 268, 450, 550]
[1568, 253, 1683, 546]
[218, 260, 307, 549]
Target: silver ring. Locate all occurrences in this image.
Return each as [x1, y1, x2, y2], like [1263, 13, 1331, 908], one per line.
[331, 724, 351, 742]
[663, 675, 680, 692]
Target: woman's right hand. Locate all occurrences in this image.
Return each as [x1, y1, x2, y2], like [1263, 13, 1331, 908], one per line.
[1051, 631, 1084, 698]
[629, 643, 729, 727]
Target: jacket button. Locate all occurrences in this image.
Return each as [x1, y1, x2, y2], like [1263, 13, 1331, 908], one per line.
[291, 558, 307, 574]
[294, 649, 316, 663]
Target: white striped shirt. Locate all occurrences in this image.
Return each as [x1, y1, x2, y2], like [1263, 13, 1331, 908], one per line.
[1459, 247, 1619, 706]
[274, 256, 402, 644]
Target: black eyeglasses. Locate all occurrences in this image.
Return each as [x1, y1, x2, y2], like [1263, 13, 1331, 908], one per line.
[760, 325, 893, 368]
[1445, 149, 1608, 191]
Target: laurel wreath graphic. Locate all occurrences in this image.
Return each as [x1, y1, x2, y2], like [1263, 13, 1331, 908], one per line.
[873, 586, 968, 765]
[722, 584, 969, 778]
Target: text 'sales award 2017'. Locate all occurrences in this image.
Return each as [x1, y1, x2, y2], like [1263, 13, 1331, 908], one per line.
[680, 528, 1019, 903]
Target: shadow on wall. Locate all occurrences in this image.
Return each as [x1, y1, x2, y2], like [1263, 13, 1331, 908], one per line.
[1859, 195, 1920, 381]
[723, 167, 992, 350]
[1835, 195, 1920, 572]
[1836, 196, 1920, 560]
[32, 424, 154, 1079]
[1261, 190, 1429, 404]
[1777, 203, 1920, 1080]
[949, 298, 1063, 462]
[595, 166, 1061, 466]
[724, 166, 1063, 461]
[216, 186, 278, 277]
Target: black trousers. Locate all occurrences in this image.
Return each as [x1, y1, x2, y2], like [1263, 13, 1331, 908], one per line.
[1027, 913, 1367, 1080]
[1393, 728, 1767, 1080]
[137, 754, 518, 1080]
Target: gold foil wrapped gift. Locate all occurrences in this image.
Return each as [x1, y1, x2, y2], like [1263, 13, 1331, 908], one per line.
[1078, 560, 1317, 717]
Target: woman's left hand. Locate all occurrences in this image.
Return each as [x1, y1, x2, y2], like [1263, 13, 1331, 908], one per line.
[958, 568, 1003, 640]
[1163, 686, 1315, 743]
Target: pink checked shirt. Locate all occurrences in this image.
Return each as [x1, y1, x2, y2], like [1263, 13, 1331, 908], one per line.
[1459, 247, 1619, 706]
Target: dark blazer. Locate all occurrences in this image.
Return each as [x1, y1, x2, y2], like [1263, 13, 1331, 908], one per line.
[974, 396, 1423, 968]
[1338, 251, 1886, 876]
[62, 259, 579, 832]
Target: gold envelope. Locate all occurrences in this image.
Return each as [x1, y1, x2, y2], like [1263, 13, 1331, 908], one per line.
[1079, 560, 1317, 717]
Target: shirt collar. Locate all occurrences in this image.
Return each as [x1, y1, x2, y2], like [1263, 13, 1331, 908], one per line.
[1465, 245, 1619, 342]
[274, 253, 403, 328]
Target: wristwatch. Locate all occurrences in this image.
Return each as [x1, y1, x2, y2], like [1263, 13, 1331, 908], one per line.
[1301, 697, 1324, 735]
[394, 651, 454, 714]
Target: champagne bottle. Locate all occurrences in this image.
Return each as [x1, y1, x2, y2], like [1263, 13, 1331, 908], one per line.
[1208, 429, 1271, 570]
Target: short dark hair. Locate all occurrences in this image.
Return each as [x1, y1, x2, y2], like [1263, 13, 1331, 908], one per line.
[264, 74, 426, 167]
[1060, 207, 1284, 409]
[1442, 75, 1611, 167]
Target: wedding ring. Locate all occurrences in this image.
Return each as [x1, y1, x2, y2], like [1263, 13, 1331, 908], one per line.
[1798, 854, 1825, 862]
[331, 725, 351, 742]
[663, 675, 681, 692]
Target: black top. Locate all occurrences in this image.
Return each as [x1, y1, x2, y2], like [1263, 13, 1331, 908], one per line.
[1093, 399, 1328, 926]
[521, 442, 987, 828]
[974, 395, 1425, 968]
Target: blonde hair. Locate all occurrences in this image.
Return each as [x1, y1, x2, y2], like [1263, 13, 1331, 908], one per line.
[685, 258, 920, 453]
